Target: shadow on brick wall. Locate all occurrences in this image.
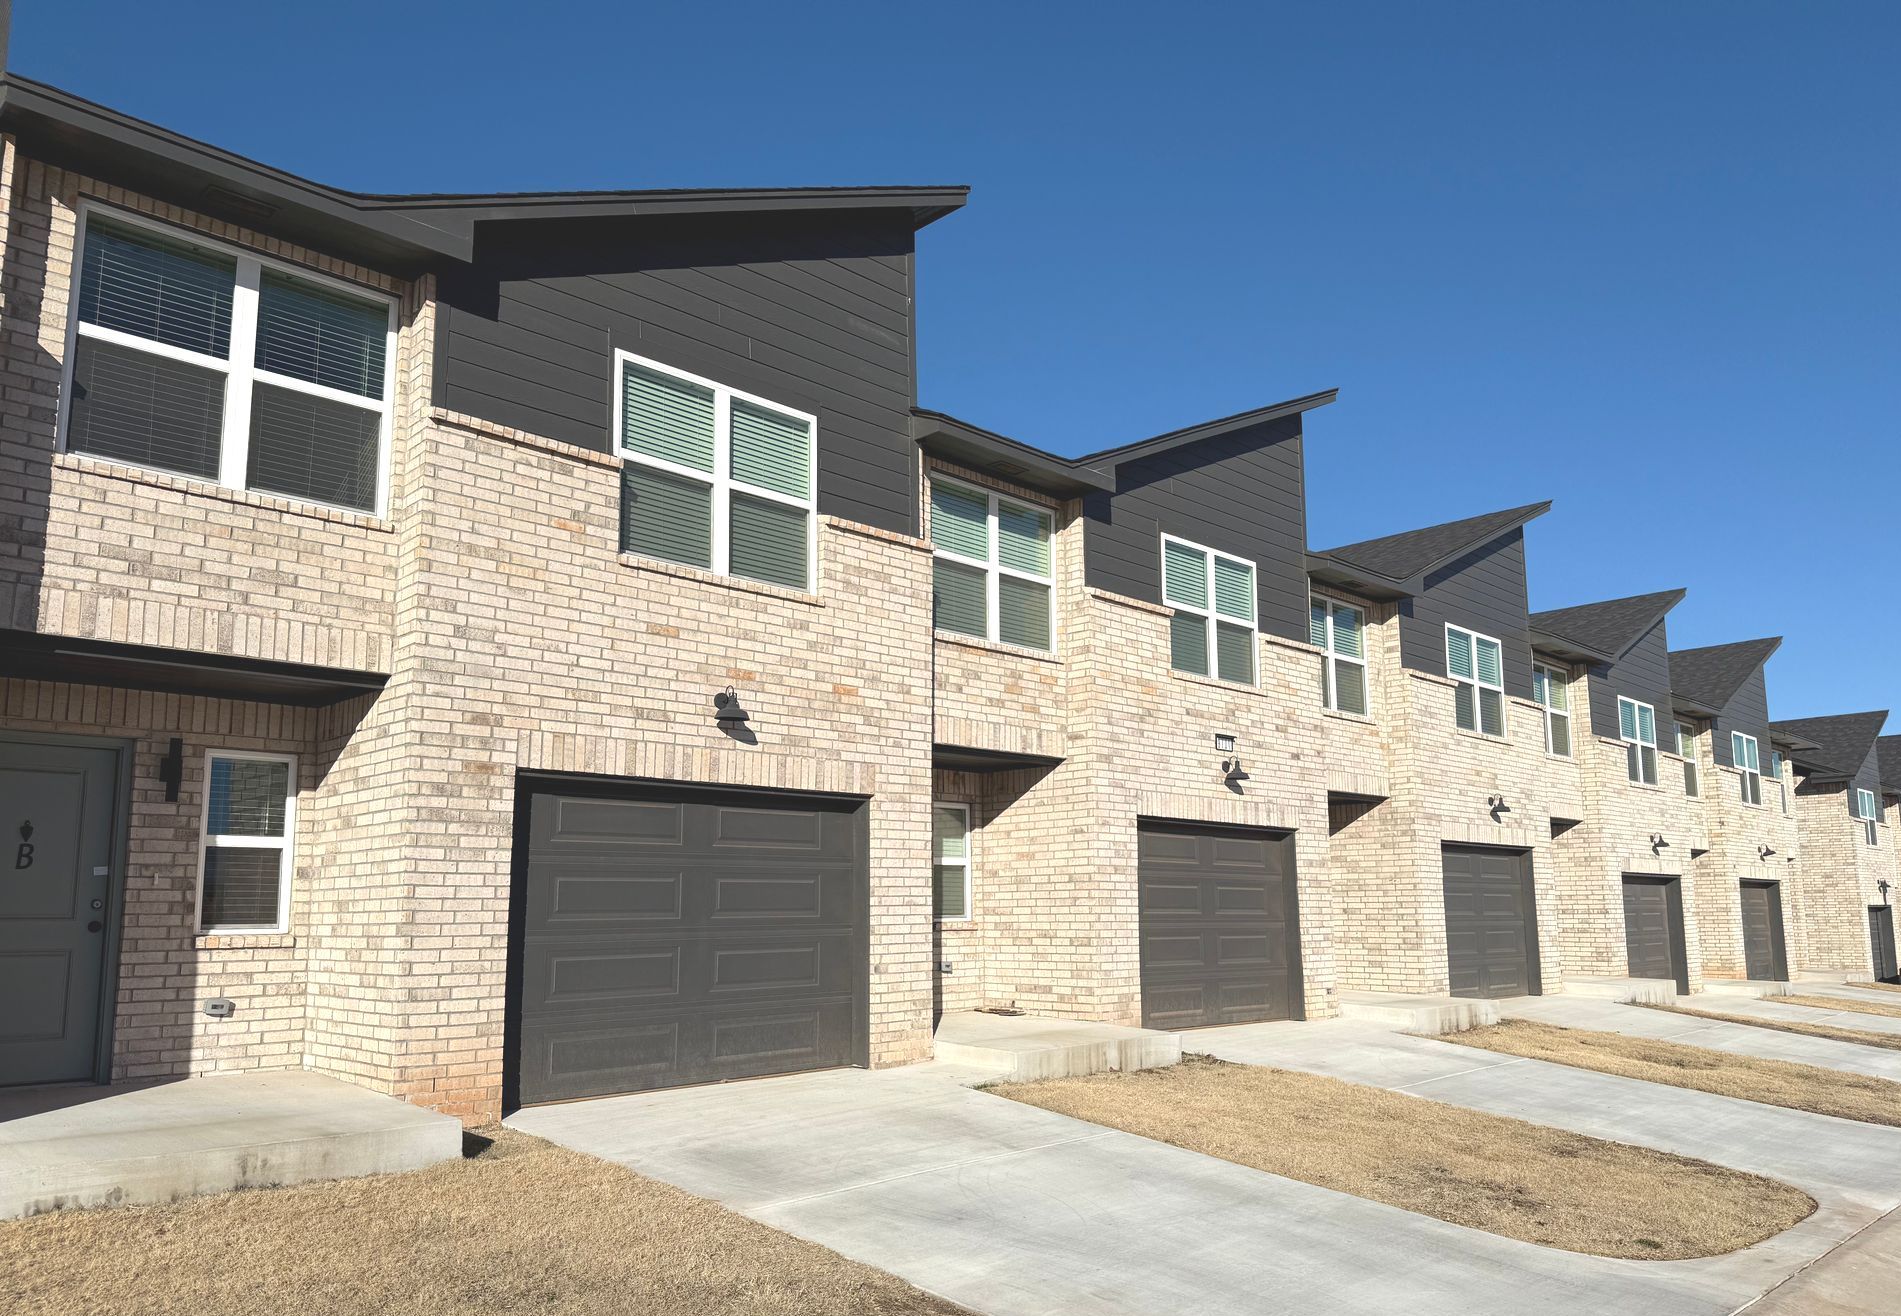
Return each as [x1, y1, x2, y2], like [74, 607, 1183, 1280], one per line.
[0, 155, 57, 632]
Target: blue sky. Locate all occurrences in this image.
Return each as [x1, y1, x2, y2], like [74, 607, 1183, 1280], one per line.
[21, 2, 1897, 719]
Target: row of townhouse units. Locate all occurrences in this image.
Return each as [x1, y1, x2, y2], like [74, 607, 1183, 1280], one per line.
[1, 75, 1896, 1121]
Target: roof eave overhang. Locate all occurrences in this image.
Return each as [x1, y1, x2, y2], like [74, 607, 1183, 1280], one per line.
[1528, 628, 1618, 667]
[912, 411, 1116, 498]
[1672, 695, 1721, 721]
[1306, 554, 1412, 602]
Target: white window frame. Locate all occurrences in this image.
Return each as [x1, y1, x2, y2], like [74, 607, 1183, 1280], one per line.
[195, 749, 297, 934]
[1162, 532, 1257, 686]
[1732, 731, 1762, 807]
[1445, 623, 1506, 737]
[1312, 593, 1368, 715]
[933, 801, 973, 923]
[612, 348, 819, 592]
[1855, 788, 1879, 847]
[1533, 662, 1572, 757]
[1619, 696, 1659, 785]
[58, 203, 399, 518]
[1678, 721, 1700, 797]
[1769, 750, 1789, 814]
[928, 473, 1055, 651]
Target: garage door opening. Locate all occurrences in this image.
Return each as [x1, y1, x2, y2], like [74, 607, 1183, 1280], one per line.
[1442, 845, 1539, 1000]
[1871, 906, 1898, 984]
[1739, 879, 1788, 983]
[507, 777, 868, 1108]
[1621, 875, 1689, 994]
[1138, 820, 1302, 1029]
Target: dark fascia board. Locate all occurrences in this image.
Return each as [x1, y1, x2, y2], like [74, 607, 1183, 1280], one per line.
[0, 629, 387, 708]
[1071, 390, 1340, 466]
[1529, 629, 1620, 667]
[1671, 694, 1722, 721]
[0, 74, 968, 274]
[1306, 554, 1412, 602]
[912, 410, 1116, 497]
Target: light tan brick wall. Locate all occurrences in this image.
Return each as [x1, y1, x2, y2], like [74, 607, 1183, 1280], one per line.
[1788, 776, 1896, 974]
[1687, 733, 1805, 982]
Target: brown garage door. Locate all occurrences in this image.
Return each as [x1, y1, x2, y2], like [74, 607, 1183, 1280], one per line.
[1443, 846, 1537, 999]
[1740, 880, 1787, 982]
[1621, 875, 1688, 992]
[1138, 821, 1300, 1030]
[511, 781, 866, 1106]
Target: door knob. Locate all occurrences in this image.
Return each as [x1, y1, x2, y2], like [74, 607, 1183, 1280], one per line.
[87, 920, 102, 933]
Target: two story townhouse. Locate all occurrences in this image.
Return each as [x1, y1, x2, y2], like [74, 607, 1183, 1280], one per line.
[1664, 639, 1804, 984]
[1308, 504, 1588, 1002]
[1527, 591, 1709, 992]
[1771, 712, 1898, 980]
[1877, 735, 1901, 980]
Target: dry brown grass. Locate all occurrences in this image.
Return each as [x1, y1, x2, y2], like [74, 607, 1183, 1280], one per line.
[1448, 1019, 1901, 1128]
[1644, 1002, 1901, 1053]
[1782, 993, 1901, 1020]
[1848, 981, 1901, 994]
[989, 1054, 1812, 1259]
[0, 1130, 967, 1316]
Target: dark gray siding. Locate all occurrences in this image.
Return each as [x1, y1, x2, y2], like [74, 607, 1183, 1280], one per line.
[1850, 747, 1884, 813]
[1710, 666, 1772, 770]
[1585, 616, 1673, 738]
[1080, 415, 1309, 643]
[433, 211, 922, 535]
[1395, 532, 1533, 699]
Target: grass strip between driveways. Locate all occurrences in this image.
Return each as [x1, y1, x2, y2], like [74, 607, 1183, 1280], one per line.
[988, 1053, 1813, 1260]
[1446, 1018, 1901, 1129]
[1641, 1002, 1901, 1053]
[1849, 981, 1901, 994]
[1780, 992, 1901, 1021]
[0, 1129, 969, 1316]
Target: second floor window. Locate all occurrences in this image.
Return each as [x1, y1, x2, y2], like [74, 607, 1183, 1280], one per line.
[1619, 696, 1659, 785]
[929, 477, 1053, 651]
[1163, 536, 1256, 684]
[1310, 597, 1367, 715]
[1533, 663, 1571, 756]
[62, 211, 396, 514]
[1446, 624, 1504, 736]
[1732, 732, 1762, 806]
[1678, 722, 1699, 796]
[1769, 750, 1789, 814]
[1854, 788, 1880, 846]
[617, 353, 816, 591]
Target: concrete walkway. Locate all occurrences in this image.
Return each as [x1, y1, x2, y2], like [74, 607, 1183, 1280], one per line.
[510, 1058, 1880, 1316]
[1681, 993, 1901, 1039]
[1497, 995, 1901, 1082]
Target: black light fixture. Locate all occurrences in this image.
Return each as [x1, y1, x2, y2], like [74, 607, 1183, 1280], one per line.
[1651, 832, 1668, 854]
[1488, 794, 1511, 821]
[1879, 879, 1892, 905]
[713, 686, 751, 729]
[1758, 844, 1777, 861]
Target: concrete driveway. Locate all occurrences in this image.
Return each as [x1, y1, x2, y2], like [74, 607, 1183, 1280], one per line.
[508, 1055, 1888, 1316]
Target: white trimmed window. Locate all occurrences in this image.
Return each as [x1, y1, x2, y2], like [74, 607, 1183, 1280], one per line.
[1854, 789, 1879, 847]
[929, 476, 1053, 650]
[197, 751, 295, 933]
[1619, 697, 1659, 785]
[1732, 732, 1762, 806]
[615, 351, 817, 592]
[1163, 535, 1256, 684]
[1446, 624, 1505, 736]
[1679, 722, 1700, 796]
[1769, 750, 1788, 814]
[60, 207, 396, 515]
[1310, 596, 1367, 715]
[1533, 663, 1572, 756]
[932, 803, 972, 921]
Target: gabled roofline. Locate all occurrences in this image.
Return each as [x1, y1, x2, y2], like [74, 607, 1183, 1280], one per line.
[1665, 637, 1784, 714]
[1071, 390, 1340, 466]
[0, 74, 969, 272]
[912, 410, 1117, 497]
[1770, 711, 1890, 781]
[1529, 588, 1687, 664]
[1309, 501, 1551, 603]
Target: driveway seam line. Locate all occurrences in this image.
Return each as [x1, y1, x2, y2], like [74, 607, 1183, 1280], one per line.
[1391, 1055, 1528, 1090]
[753, 1128, 1118, 1211]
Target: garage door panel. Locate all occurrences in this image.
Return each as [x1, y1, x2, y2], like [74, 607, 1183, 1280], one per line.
[533, 867, 685, 924]
[710, 873, 829, 919]
[1141, 882, 1204, 915]
[1139, 831, 1201, 864]
[1214, 933, 1272, 966]
[1142, 932, 1208, 968]
[1210, 836, 1272, 867]
[1139, 822, 1298, 1030]
[1213, 882, 1271, 914]
[539, 946, 681, 1005]
[710, 806, 828, 850]
[545, 797, 684, 848]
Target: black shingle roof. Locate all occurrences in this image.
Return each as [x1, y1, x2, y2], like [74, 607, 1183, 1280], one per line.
[1666, 639, 1782, 713]
[1529, 590, 1686, 662]
[1769, 712, 1889, 779]
[1316, 503, 1550, 583]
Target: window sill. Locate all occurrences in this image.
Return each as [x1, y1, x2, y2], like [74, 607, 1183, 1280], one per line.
[616, 553, 823, 607]
[54, 452, 392, 530]
[936, 919, 980, 931]
[1170, 669, 1264, 697]
[195, 932, 296, 950]
[933, 630, 1061, 664]
[1322, 707, 1377, 726]
[1452, 726, 1510, 746]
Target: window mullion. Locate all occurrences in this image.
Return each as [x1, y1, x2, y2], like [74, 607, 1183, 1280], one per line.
[712, 389, 732, 576]
[985, 494, 1001, 642]
[219, 257, 262, 490]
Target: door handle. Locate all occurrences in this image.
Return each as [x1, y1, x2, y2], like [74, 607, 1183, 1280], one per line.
[87, 920, 102, 933]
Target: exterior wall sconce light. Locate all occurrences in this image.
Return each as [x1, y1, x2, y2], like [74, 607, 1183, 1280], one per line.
[1650, 833, 1668, 854]
[1758, 845, 1777, 861]
[1488, 794, 1511, 821]
[1879, 879, 1892, 904]
[714, 686, 751, 729]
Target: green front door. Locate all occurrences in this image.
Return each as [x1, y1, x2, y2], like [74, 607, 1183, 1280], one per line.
[0, 740, 120, 1085]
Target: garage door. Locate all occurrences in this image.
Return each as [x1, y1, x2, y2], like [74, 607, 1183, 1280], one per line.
[1871, 906, 1898, 984]
[1442, 846, 1537, 999]
[1621, 875, 1688, 992]
[1740, 880, 1787, 982]
[1138, 821, 1299, 1029]
[512, 782, 866, 1105]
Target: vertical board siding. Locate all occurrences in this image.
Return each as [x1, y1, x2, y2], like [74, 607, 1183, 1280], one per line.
[1586, 617, 1674, 738]
[434, 212, 921, 536]
[1711, 666, 1773, 770]
[1081, 415, 1311, 643]
[1396, 532, 1535, 699]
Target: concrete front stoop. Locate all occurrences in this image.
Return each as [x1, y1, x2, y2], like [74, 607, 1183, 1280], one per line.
[1336, 991, 1498, 1035]
[932, 1012, 1181, 1081]
[1701, 978, 1794, 999]
[0, 1070, 463, 1220]
[1560, 976, 1678, 1005]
